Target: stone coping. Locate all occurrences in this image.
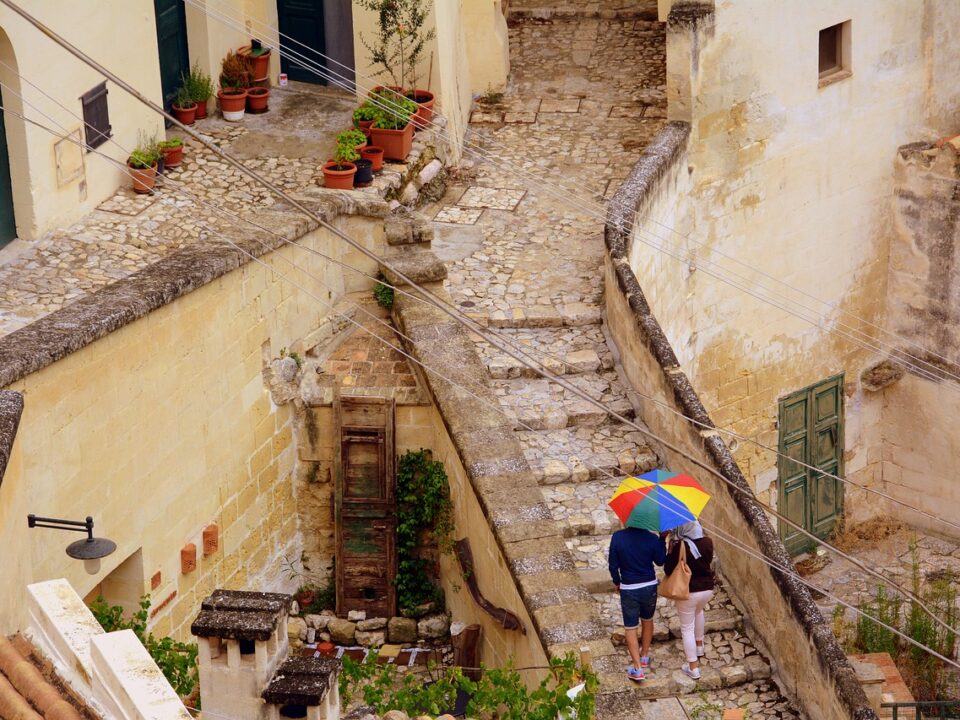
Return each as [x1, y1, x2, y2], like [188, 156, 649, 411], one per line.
[191, 608, 280, 641]
[603, 121, 877, 718]
[201, 589, 293, 614]
[262, 656, 340, 706]
[0, 191, 388, 391]
[0, 389, 23, 486]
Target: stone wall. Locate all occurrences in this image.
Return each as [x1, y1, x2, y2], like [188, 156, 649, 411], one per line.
[605, 121, 876, 720]
[0, 195, 389, 639]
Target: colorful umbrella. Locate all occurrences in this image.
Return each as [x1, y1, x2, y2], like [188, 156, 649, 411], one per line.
[608, 469, 710, 532]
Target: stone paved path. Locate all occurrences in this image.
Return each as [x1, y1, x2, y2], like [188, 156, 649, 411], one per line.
[423, 5, 801, 719]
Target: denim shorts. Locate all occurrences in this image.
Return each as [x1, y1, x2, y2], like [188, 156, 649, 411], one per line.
[620, 585, 658, 628]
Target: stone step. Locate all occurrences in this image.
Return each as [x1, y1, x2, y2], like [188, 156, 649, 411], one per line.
[544, 478, 625, 537]
[518, 423, 659, 485]
[472, 325, 615, 379]
[487, 301, 602, 329]
[380, 246, 448, 285]
[492, 373, 635, 431]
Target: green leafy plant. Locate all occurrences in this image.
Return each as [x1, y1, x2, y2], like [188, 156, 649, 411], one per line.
[89, 595, 198, 698]
[182, 61, 213, 104]
[338, 128, 368, 148]
[279, 346, 303, 369]
[353, 103, 380, 126]
[371, 91, 418, 130]
[159, 137, 183, 150]
[374, 273, 394, 309]
[358, 0, 436, 92]
[332, 133, 361, 169]
[174, 84, 195, 109]
[394, 449, 453, 615]
[478, 86, 504, 106]
[128, 131, 161, 169]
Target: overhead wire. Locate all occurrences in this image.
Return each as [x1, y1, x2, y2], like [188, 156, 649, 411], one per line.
[188, 0, 960, 388]
[8, 96, 960, 674]
[4, 0, 957, 641]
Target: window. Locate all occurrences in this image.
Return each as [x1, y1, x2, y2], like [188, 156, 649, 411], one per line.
[818, 21, 851, 87]
[80, 82, 111, 151]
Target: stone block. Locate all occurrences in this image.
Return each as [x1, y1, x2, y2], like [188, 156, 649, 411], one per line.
[356, 630, 385, 648]
[357, 617, 387, 631]
[305, 614, 330, 630]
[564, 349, 601, 373]
[288, 616, 308, 641]
[328, 618, 357, 645]
[383, 711, 410, 720]
[561, 303, 601, 326]
[417, 614, 450, 640]
[347, 610, 367, 622]
[388, 617, 418, 644]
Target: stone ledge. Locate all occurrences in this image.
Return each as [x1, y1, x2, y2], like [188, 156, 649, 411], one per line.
[0, 390, 23, 486]
[381, 248, 448, 286]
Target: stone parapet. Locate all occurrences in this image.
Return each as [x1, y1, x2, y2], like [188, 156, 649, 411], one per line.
[0, 390, 22, 486]
[603, 121, 877, 720]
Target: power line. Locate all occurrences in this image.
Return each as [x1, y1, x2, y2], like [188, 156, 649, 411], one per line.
[188, 0, 960, 388]
[4, 0, 957, 641]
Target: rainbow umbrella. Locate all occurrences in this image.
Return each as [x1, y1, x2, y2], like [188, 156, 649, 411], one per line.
[608, 469, 710, 532]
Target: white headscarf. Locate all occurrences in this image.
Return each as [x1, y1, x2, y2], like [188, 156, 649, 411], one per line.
[673, 521, 705, 559]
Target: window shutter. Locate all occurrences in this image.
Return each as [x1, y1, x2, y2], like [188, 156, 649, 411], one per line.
[80, 82, 111, 151]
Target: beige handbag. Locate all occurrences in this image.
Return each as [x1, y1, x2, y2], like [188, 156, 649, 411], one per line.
[659, 539, 692, 600]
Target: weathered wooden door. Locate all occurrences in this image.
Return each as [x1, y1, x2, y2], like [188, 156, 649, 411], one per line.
[0, 92, 16, 247]
[154, 0, 189, 109]
[778, 375, 844, 555]
[335, 395, 397, 617]
[277, 0, 327, 84]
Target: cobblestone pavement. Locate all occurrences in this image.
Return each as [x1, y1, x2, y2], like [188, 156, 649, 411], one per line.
[0, 83, 438, 338]
[422, 7, 801, 719]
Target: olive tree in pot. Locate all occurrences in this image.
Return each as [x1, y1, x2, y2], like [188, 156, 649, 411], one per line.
[322, 135, 359, 190]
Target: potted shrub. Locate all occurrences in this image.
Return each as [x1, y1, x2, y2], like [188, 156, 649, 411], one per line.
[172, 85, 197, 126]
[353, 103, 379, 136]
[183, 61, 213, 119]
[127, 138, 160, 194]
[407, 88, 435, 128]
[238, 40, 271, 81]
[159, 137, 184, 169]
[218, 50, 250, 122]
[361, 145, 384, 172]
[321, 135, 358, 190]
[369, 93, 416, 161]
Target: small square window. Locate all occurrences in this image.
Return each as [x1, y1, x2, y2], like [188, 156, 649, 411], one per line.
[818, 21, 851, 87]
[80, 82, 111, 151]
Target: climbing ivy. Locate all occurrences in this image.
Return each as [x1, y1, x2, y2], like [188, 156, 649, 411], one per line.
[90, 594, 199, 699]
[395, 449, 454, 615]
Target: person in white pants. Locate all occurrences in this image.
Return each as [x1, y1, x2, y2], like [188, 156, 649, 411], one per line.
[664, 521, 715, 679]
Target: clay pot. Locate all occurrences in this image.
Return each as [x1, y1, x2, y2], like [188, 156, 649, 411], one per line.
[218, 89, 247, 121]
[161, 144, 183, 168]
[238, 46, 271, 81]
[128, 161, 157, 194]
[246, 86, 270, 113]
[321, 161, 357, 190]
[354, 158, 374, 187]
[195, 99, 209, 120]
[355, 118, 375, 138]
[370, 85, 404, 97]
[369, 122, 414, 162]
[361, 145, 384, 172]
[172, 101, 197, 126]
[317, 642, 336, 657]
[406, 89, 435, 129]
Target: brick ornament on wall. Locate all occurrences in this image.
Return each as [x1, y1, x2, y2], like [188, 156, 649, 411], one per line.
[151, 571, 162, 590]
[180, 543, 197, 574]
[202, 524, 219, 556]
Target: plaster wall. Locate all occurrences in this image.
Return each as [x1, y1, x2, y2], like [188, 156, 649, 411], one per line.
[0, 216, 381, 640]
[0, 0, 163, 241]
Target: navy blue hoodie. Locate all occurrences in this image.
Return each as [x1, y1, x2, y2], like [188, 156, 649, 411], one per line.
[608, 528, 667, 586]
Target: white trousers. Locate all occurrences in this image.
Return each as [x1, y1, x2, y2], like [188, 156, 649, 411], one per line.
[674, 589, 714, 662]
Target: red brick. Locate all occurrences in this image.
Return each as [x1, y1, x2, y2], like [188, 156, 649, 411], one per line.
[151, 571, 162, 590]
[202, 524, 219, 556]
[180, 543, 197, 574]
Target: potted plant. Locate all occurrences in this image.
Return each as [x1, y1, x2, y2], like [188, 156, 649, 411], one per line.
[338, 128, 367, 154]
[321, 135, 359, 190]
[369, 93, 417, 161]
[353, 103, 379, 136]
[127, 136, 160, 193]
[359, 0, 435, 95]
[218, 50, 250, 122]
[183, 61, 213, 119]
[407, 88, 435, 129]
[158, 137, 184, 169]
[246, 86, 270, 113]
[238, 40, 271, 81]
[172, 85, 197, 126]
[361, 145, 384, 172]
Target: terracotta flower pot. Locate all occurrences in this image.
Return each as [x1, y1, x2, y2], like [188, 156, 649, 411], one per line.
[370, 85, 404, 97]
[369, 122, 414, 162]
[355, 118, 374, 138]
[246, 86, 270, 114]
[322, 161, 357, 190]
[128, 161, 157, 194]
[406, 89, 435, 129]
[161, 144, 184, 168]
[195, 99, 209, 120]
[361, 145, 384, 172]
[239, 46, 271, 81]
[218, 89, 247, 122]
[172, 101, 197, 126]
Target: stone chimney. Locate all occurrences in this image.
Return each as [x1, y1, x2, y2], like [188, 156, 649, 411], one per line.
[262, 656, 341, 720]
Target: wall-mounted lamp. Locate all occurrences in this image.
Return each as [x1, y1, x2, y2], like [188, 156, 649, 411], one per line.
[27, 514, 116, 575]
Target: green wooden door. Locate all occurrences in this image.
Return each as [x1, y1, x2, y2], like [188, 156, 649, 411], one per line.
[154, 0, 189, 109]
[277, 0, 326, 84]
[778, 375, 844, 555]
[0, 94, 16, 247]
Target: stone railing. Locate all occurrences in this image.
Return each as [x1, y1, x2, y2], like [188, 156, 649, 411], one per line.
[603, 121, 877, 720]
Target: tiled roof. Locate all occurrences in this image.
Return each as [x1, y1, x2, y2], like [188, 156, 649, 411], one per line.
[0, 634, 99, 720]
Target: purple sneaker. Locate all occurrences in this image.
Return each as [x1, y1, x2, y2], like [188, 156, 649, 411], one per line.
[627, 666, 645, 682]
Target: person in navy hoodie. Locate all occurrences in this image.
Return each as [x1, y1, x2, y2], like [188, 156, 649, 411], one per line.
[608, 525, 667, 681]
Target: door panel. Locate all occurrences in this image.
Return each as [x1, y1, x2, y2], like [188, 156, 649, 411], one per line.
[154, 0, 189, 109]
[277, 0, 327, 84]
[0, 95, 16, 247]
[778, 375, 844, 555]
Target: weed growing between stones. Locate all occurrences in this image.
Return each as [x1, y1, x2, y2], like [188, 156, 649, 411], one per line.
[90, 594, 199, 700]
[374, 273, 395, 309]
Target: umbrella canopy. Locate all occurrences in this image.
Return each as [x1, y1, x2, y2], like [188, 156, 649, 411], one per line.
[608, 469, 710, 532]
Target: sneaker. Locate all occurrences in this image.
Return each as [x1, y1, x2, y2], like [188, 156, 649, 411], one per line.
[696, 644, 705, 658]
[681, 663, 701, 680]
[639, 655, 651, 668]
[627, 666, 645, 682]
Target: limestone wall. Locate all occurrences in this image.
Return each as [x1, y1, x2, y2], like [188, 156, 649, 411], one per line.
[0, 208, 387, 639]
[605, 125, 876, 720]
